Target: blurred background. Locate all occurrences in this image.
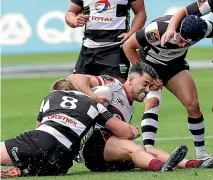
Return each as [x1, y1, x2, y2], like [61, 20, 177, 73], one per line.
[1, 1, 213, 179]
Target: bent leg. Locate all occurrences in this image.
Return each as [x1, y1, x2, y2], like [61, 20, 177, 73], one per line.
[166, 70, 207, 159]
[104, 136, 155, 169]
[104, 136, 187, 171]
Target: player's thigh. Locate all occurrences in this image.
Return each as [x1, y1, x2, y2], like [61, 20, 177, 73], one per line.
[104, 136, 145, 161]
[165, 70, 199, 107]
[1, 142, 13, 165]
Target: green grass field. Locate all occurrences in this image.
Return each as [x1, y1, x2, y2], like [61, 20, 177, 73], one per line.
[1, 69, 213, 180]
[1, 47, 213, 65]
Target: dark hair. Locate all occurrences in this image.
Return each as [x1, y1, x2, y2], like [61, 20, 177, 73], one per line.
[51, 78, 75, 91]
[129, 62, 158, 78]
[179, 15, 207, 43]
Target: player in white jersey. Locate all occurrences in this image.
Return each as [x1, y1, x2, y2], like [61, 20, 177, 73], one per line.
[65, 0, 146, 83]
[123, 15, 213, 160]
[67, 62, 213, 172]
[161, 0, 213, 46]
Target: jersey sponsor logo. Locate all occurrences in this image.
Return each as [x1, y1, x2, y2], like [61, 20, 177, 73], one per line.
[47, 114, 77, 126]
[95, 0, 111, 13]
[146, 29, 160, 44]
[80, 126, 94, 147]
[89, 16, 114, 23]
[116, 97, 125, 107]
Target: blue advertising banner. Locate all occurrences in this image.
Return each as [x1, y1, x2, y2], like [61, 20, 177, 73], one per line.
[1, 0, 212, 54]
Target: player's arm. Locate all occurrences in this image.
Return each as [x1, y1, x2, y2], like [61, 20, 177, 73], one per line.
[65, 1, 89, 28]
[67, 74, 108, 104]
[123, 29, 147, 64]
[96, 104, 139, 140]
[129, 0, 147, 35]
[119, 0, 146, 43]
[161, 0, 213, 45]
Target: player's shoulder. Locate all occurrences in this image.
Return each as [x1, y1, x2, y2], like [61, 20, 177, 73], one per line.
[144, 21, 161, 45]
[144, 15, 171, 45]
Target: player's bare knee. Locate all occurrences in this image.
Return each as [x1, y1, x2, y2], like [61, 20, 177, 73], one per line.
[184, 98, 200, 112]
[130, 144, 145, 154]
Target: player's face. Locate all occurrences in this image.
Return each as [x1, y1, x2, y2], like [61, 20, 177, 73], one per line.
[130, 73, 153, 102]
[175, 33, 193, 48]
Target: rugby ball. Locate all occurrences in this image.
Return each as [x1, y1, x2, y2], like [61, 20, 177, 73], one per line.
[92, 86, 114, 107]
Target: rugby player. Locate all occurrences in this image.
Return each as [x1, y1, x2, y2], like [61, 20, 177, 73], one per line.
[161, 0, 213, 46]
[0, 78, 139, 178]
[67, 62, 213, 172]
[65, 0, 147, 83]
[123, 15, 213, 160]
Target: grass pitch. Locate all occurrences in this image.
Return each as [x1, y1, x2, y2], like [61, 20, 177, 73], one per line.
[1, 47, 213, 65]
[1, 69, 213, 179]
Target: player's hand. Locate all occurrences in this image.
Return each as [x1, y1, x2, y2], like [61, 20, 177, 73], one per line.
[74, 14, 89, 27]
[118, 32, 132, 44]
[93, 95, 110, 105]
[130, 125, 140, 140]
[150, 78, 163, 91]
[161, 30, 176, 47]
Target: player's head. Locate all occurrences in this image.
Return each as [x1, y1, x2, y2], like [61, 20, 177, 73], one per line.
[175, 15, 208, 47]
[127, 62, 158, 102]
[51, 78, 75, 91]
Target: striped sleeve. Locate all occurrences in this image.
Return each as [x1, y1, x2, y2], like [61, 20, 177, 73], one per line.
[187, 0, 213, 16]
[136, 28, 149, 47]
[37, 99, 44, 122]
[71, 0, 83, 7]
[96, 103, 114, 126]
[205, 21, 213, 38]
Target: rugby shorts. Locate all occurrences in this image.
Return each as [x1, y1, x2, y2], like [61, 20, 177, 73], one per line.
[73, 44, 130, 79]
[5, 130, 74, 176]
[144, 59, 190, 85]
[83, 129, 135, 172]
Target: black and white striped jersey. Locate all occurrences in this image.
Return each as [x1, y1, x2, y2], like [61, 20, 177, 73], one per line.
[36, 90, 113, 149]
[71, 0, 136, 48]
[95, 75, 133, 123]
[135, 15, 213, 65]
[187, 0, 213, 16]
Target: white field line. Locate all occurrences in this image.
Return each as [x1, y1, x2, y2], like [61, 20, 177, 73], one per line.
[134, 136, 213, 142]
